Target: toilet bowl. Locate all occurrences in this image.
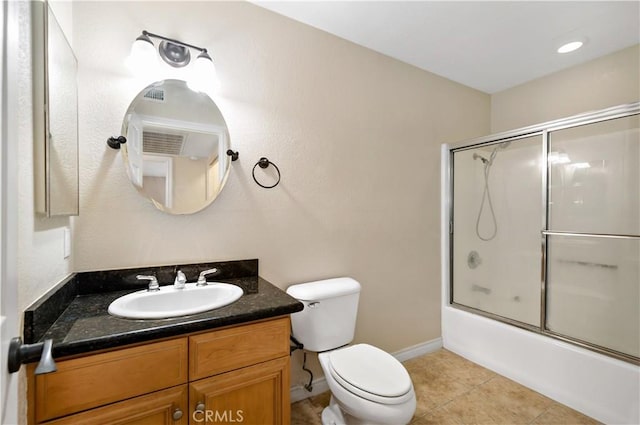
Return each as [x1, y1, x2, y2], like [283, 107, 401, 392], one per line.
[318, 344, 416, 425]
[286, 278, 417, 425]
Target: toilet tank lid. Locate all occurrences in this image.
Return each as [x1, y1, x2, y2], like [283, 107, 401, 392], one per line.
[286, 277, 361, 301]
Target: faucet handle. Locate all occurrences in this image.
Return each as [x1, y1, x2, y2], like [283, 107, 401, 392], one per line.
[137, 275, 159, 291]
[196, 268, 218, 286]
[174, 270, 187, 289]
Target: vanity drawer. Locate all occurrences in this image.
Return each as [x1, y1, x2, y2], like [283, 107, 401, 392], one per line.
[189, 317, 290, 380]
[42, 385, 188, 425]
[34, 338, 188, 422]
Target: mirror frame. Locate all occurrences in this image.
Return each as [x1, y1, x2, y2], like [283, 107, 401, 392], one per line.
[32, 0, 80, 217]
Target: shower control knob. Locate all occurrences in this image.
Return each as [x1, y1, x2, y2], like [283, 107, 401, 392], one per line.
[467, 251, 482, 269]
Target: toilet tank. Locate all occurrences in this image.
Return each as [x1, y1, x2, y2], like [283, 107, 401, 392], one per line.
[286, 277, 361, 352]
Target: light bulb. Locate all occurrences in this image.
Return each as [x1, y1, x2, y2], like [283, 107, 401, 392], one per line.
[126, 34, 158, 75]
[187, 51, 220, 95]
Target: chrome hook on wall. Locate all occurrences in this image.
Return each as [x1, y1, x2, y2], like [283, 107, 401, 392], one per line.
[252, 157, 281, 189]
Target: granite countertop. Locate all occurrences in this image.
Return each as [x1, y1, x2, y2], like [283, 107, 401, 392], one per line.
[23, 260, 303, 359]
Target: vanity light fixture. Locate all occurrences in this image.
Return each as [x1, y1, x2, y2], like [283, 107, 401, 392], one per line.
[128, 30, 218, 93]
[131, 30, 209, 68]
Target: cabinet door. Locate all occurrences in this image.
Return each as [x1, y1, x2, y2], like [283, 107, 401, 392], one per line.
[189, 356, 290, 425]
[34, 337, 188, 422]
[43, 385, 188, 425]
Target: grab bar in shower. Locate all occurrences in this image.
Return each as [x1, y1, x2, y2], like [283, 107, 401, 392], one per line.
[556, 259, 618, 270]
[471, 284, 492, 294]
[541, 230, 640, 240]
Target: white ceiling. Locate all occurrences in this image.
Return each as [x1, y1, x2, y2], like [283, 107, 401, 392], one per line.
[253, 1, 640, 94]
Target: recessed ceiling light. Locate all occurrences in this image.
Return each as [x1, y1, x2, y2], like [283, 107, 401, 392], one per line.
[557, 41, 584, 54]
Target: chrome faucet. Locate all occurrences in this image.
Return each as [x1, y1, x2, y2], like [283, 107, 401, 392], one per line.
[196, 268, 218, 286]
[137, 275, 159, 291]
[174, 270, 187, 289]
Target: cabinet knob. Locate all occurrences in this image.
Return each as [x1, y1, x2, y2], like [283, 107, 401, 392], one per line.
[195, 401, 206, 412]
[173, 408, 183, 421]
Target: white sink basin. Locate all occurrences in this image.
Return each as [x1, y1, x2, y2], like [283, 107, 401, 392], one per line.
[108, 282, 244, 319]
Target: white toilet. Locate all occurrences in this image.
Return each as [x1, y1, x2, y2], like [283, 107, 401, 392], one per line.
[287, 277, 416, 425]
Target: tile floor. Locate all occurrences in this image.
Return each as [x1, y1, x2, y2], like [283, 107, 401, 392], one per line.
[291, 348, 600, 425]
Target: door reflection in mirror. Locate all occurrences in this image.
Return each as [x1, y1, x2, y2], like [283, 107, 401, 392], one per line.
[122, 80, 231, 214]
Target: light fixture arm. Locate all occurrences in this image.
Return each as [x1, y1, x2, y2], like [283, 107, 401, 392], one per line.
[141, 30, 208, 54]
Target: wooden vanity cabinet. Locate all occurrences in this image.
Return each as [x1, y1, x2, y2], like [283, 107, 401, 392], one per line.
[28, 317, 291, 425]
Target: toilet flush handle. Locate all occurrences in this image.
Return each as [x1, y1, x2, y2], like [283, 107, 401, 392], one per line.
[307, 301, 320, 309]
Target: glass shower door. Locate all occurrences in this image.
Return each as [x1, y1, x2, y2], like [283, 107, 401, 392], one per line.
[451, 135, 543, 326]
[545, 115, 640, 358]
[449, 104, 640, 363]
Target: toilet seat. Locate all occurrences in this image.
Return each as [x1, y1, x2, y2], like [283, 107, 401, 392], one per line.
[328, 344, 413, 405]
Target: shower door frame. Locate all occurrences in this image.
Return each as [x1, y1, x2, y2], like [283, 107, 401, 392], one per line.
[447, 101, 640, 365]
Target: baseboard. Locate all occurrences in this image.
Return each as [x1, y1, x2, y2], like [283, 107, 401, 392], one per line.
[290, 337, 443, 403]
[393, 337, 443, 362]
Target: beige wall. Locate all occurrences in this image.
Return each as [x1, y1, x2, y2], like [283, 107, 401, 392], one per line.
[17, 2, 74, 423]
[491, 44, 640, 132]
[18, 2, 72, 313]
[67, 1, 489, 388]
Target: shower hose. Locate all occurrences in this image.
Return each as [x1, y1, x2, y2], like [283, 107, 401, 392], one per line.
[475, 149, 499, 241]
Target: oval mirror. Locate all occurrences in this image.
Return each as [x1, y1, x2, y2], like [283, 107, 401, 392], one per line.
[121, 79, 231, 214]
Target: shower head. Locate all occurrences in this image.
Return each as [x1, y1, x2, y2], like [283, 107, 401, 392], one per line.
[473, 153, 489, 164]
